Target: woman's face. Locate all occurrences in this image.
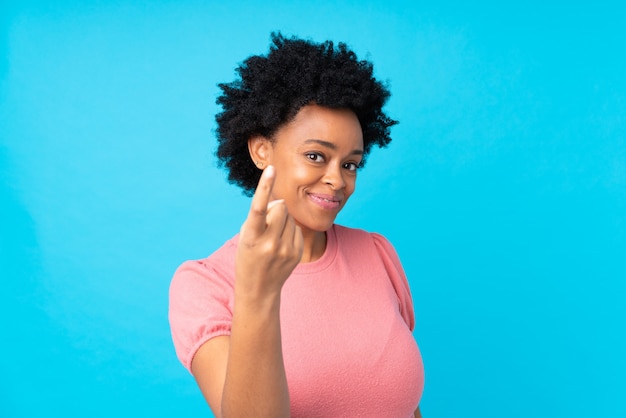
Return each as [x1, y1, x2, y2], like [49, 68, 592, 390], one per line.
[251, 104, 364, 234]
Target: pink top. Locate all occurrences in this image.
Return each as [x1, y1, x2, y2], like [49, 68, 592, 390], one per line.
[169, 224, 424, 417]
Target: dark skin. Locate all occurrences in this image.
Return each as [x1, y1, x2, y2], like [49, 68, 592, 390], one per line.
[192, 165, 297, 417]
[191, 105, 422, 417]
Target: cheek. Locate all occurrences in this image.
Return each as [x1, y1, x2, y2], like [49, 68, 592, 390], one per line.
[348, 175, 358, 191]
[342, 177, 357, 200]
[271, 169, 309, 200]
[290, 165, 322, 188]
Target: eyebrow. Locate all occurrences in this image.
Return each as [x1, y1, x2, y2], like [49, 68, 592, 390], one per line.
[303, 139, 364, 155]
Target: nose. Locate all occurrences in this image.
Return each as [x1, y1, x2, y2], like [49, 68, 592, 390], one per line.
[323, 164, 346, 190]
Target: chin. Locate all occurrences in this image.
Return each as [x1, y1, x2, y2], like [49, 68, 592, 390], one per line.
[298, 217, 337, 233]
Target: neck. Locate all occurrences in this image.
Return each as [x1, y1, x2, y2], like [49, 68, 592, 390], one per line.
[299, 228, 327, 263]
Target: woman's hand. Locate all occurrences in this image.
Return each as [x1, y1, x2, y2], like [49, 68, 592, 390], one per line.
[235, 165, 304, 300]
[211, 165, 298, 417]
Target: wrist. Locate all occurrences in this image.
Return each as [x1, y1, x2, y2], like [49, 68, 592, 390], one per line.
[233, 285, 282, 315]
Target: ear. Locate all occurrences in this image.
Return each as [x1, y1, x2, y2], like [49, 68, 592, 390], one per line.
[248, 135, 273, 169]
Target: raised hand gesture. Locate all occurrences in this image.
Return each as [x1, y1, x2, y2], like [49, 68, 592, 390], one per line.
[235, 165, 304, 299]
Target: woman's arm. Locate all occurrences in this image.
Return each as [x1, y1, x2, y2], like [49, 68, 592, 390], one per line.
[221, 288, 289, 417]
[414, 406, 422, 418]
[192, 293, 289, 418]
[191, 166, 303, 417]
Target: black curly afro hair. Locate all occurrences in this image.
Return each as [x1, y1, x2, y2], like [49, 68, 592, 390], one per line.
[215, 32, 398, 196]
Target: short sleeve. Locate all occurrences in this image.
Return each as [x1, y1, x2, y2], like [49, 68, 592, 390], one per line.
[371, 233, 415, 331]
[168, 245, 236, 372]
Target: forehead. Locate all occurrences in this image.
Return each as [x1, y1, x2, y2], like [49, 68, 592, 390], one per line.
[274, 104, 364, 150]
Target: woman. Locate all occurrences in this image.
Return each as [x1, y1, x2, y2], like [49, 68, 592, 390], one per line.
[169, 33, 424, 417]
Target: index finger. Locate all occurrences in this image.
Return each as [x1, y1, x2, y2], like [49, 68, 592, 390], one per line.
[246, 165, 276, 232]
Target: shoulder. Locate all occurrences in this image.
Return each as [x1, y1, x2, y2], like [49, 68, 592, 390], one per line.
[170, 235, 239, 294]
[332, 224, 396, 255]
[332, 224, 403, 274]
[333, 223, 381, 241]
[168, 235, 239, 371]
[333, 224, 414, 330]
[175, 235, 238, 273]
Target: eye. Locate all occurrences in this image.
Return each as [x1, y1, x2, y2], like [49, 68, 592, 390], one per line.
[305, 152, 325, 163]
[343, 162, 360, 172]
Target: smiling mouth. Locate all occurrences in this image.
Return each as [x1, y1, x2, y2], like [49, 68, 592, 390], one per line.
[308, 193, 342, 210]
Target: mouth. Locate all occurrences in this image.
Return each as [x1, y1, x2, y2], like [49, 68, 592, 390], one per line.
[307, 193, 342, 210]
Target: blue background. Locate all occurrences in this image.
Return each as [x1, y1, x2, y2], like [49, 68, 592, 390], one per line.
[2, 1, 624, 417]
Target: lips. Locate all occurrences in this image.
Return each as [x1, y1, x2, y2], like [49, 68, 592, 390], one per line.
[307, 193, 342, 210]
